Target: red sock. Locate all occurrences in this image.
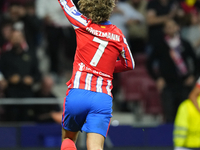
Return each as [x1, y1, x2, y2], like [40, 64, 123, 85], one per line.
[61, 139, 77, 150]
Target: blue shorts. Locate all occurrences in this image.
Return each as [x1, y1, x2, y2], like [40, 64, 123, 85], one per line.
[62, 88, 112, 137]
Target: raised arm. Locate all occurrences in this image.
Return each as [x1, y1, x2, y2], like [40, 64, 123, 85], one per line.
[58, 0, 88, 29]
[114, 37, 135, 73]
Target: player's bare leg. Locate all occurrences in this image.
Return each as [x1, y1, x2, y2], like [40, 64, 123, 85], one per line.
[61, 127, 79, 150]
[86, 133, 105, 150]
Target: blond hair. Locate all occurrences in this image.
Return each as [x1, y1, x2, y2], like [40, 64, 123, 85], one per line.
[78, 0, 115, 24]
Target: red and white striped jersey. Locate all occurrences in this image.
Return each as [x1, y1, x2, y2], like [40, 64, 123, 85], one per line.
[58, 0, 135, 97]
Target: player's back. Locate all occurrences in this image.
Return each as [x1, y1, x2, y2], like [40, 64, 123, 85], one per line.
[58, 0, 134, 96]
[69, 21, 126, 96]
[74, 21, 123, 78]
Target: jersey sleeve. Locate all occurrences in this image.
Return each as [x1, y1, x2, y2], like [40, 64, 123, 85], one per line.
[58, 0, 88, 29]
[114, 37, 135, 73]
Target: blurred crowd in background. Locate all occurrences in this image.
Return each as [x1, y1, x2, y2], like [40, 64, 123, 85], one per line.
[0, 0, 200, 124]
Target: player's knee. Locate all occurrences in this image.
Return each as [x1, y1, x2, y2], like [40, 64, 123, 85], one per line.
[61, 138, 77, 150]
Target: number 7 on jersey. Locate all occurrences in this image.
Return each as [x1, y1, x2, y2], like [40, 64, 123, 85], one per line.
[90, 37, 108, 67]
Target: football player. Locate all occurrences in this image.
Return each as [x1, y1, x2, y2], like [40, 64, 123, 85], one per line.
[58, 0, 135, 149]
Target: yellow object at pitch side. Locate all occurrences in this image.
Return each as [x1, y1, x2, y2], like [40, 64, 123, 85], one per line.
[173, 97, 200, 148]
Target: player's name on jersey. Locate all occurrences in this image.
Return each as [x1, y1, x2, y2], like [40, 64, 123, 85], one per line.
[86, 27, 120, 42]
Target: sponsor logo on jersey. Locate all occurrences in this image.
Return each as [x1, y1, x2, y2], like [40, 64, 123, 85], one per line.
[78, 62, 85, 71]
[78, 62, 111, 78]
[86, 27, 120, 42]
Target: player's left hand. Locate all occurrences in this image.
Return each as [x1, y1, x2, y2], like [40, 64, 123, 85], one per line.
[50, 111, 62, 124]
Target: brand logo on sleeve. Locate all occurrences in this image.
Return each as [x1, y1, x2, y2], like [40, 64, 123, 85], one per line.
[70, 8, 81, 16]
